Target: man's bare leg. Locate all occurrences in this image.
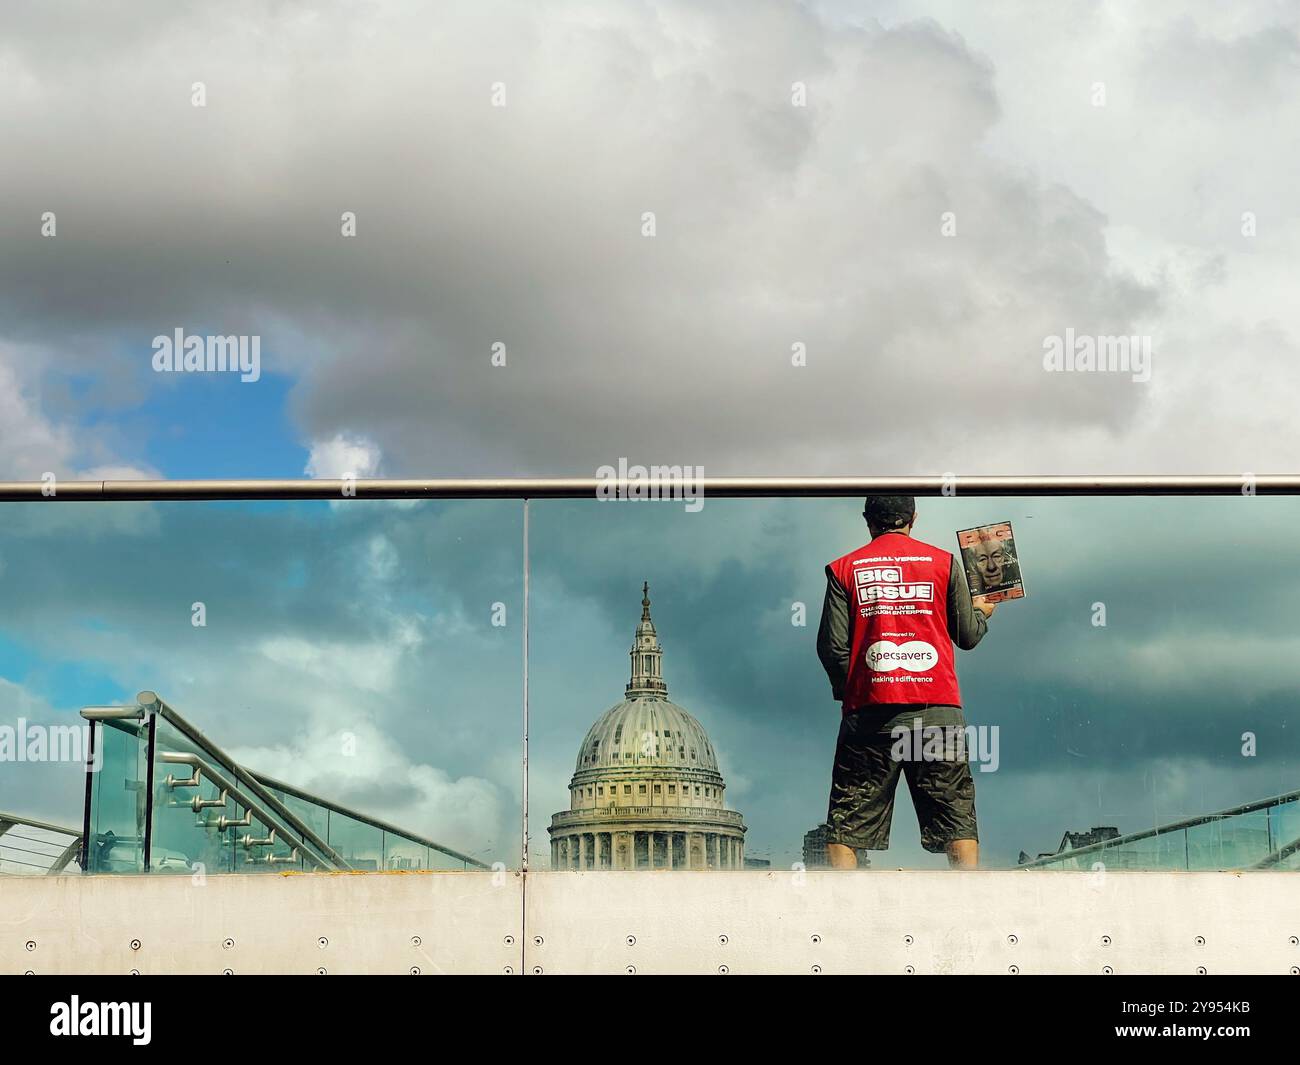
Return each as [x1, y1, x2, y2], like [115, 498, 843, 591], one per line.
[826, 843, 858, 869]
[945, 839, 978, 869]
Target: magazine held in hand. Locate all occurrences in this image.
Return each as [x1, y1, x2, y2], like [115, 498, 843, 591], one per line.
[957, 521, 1025, 604]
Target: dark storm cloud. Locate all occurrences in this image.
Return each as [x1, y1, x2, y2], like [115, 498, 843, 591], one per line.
[0, 0, 1159, 477]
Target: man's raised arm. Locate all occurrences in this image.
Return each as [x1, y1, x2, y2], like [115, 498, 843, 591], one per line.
[947, 559, 991, 650]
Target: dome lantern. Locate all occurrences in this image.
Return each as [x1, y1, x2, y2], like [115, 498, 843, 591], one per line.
[625, 581, 668, 698]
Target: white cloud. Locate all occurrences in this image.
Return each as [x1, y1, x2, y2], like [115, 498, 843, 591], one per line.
[0, 1, 1156, 478]
[228, 717, 503, 856]
[304, 433, 382, 479]
[256, 632, 417, 695]
[0, 349, 157, 481]
[0, 354, 70, 476]
[0, 677, 104, 831]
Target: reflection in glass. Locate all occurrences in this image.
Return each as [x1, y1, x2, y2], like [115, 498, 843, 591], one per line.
[1024, 792, 1300, 871]
[8, 493, 1300, 874]
[85, 718, 149, 874]
[530, 496, 1300, 871]
[547, 584, 747, 870]
[0, 498, 522, 872]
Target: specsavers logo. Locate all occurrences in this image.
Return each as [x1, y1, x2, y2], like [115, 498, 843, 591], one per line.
[866, 640, 938, 672]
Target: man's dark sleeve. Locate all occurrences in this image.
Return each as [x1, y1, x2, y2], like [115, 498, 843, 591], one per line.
[816, 567, 850, 701]
[947, 556, 988, 650]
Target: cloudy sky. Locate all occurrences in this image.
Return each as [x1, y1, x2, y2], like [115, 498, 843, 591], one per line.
[3, 2, 1300, 869]
[3, 493, 1299, 870]
[3, 0, 1299, 480]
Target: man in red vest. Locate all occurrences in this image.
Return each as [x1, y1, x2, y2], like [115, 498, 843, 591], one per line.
[817, 496, 994, 869]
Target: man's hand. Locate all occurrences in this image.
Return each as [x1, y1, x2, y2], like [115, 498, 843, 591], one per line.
[974, 598, 997, 619]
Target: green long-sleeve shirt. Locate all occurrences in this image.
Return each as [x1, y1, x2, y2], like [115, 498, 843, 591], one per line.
[816, 549, 988, 702]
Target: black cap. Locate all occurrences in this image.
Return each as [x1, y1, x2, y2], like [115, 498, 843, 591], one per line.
[863, 495, 915, 530]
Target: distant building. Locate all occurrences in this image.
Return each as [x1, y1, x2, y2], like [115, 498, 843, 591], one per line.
[1019, 825, 1120, 864]
[548, 585, 747, 870]
[1061, 826, 1120, 850]
[803, 822, 870, 869]
[803, 823, 832, 869]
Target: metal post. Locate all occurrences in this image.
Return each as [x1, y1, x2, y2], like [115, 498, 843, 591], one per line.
[80, 721, 97, 872]
[143, 713, 156, 871]
[522, 498, 530, 871]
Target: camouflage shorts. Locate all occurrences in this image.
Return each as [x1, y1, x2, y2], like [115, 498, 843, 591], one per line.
[825, 704, 979, 854]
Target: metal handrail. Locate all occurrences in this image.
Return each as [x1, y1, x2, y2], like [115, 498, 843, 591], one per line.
[252, 772, 488, 870]
[4, 474, 1300, 501]
[1020, 787, 1300, 869]
[155, 753, 331, 871]
[0, 811, 82, 838]
[1253, 833, 1300, 870]
[81, 706, 146, 721]
[79, 693, 489, 872]
[0, 811, 83, 874]
[136, 692, 352, 871]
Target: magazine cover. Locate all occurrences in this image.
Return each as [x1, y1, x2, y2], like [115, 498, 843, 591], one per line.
[957, 521, 1025, 604]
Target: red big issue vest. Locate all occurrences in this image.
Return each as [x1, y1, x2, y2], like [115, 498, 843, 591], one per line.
[827, 532, 962, 711]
